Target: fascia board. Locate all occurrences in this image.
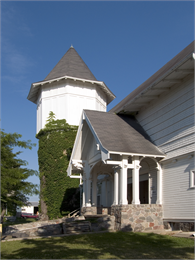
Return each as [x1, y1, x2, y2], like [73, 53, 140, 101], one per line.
[114, 53, 194, 113]
[28, 76, 115, 104]
[83, 111, 110, 161]
[109, 151, 165, 158]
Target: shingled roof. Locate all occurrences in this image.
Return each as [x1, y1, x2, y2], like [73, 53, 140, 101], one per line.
[84, 110, 165, 157]
[44, 46, 97, 81]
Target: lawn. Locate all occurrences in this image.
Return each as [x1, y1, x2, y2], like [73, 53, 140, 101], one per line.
[1, 231, 194, 259]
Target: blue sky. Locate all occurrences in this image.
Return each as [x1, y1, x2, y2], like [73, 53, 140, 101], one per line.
[1, 1, 194, 202]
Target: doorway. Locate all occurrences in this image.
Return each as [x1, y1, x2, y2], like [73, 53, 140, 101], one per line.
[127, 180, 148, 204]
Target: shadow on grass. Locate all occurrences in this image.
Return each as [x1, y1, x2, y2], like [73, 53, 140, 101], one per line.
[2, 231, 194, 259]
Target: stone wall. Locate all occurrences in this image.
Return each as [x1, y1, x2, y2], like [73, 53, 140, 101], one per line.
[81, 207, 111, 216]
[4, 218, 65, 237]
[81, 206, 97, 215]
[164, 221, 194, 232]
[111, 204, 164, 232]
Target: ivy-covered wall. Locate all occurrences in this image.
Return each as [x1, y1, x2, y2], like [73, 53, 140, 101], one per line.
[36, 112, 79, 219]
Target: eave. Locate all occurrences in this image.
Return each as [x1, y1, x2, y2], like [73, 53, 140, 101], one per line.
[27, 75, 116, 105]
[110, 43, 195, 115]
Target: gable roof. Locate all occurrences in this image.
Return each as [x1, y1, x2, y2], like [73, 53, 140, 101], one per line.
[84, 110, 165, 157]
[44, 46, 97, 81]
[110, 40, 194, 114]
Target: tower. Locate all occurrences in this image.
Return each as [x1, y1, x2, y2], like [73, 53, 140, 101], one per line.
[27, 46, 115, 133]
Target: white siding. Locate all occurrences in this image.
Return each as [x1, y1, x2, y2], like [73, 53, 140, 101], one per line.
[136, 78, 195, 220]
[136, 78, 195, 160]
[162, 155, 195, 219]
[36, 80, 107, 133]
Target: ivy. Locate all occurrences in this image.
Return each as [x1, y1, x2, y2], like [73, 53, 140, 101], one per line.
[36, 112, 79, 219]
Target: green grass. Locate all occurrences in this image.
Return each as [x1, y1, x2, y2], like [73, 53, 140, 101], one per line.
[3, 217, 38, 227]
[1, 231, 194, 259]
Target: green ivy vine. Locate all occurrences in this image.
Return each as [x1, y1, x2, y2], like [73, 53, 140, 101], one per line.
[36, 112, 79, 219]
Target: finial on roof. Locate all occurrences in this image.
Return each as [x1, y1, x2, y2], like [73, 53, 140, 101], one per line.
[70, 44, 74, 48]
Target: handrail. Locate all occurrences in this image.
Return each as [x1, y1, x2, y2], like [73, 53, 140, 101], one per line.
[68, 208, 80, 218]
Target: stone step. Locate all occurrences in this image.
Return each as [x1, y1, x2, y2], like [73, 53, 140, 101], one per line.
[63, 221, 91, 234]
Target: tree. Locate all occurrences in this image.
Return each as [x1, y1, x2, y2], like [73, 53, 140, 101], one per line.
[1, 130, 39, 222]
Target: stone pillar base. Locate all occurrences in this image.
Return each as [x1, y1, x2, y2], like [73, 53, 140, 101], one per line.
[111, 204, 164, 232]
[81, 207, 97, 216]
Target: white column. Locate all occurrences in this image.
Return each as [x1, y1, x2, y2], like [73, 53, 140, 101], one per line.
[113, 166, 119, 205]
[92, 172, 97, 206]
[119, 157, 128, 205]
[86, 177, 92, 207]
[82, 177, 86, 207]
[83, 163, 91, 207]
[132, 156, 140, 204]
[156, 165, 162, 204]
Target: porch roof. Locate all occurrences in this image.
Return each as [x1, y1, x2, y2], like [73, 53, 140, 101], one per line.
[84, 109, 165, 157]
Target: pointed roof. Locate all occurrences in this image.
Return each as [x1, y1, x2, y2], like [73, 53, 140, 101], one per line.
[44, 46, 97, 81]
[28, 47, 115, 104]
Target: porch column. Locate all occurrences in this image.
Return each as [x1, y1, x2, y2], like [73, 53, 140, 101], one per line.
[84, 163, 91, 207]
[113, 166, 120, 205]
[132, 156, 140, 204]
[92, 172, 97, 206]
[82, 177, 86, 207]
[119, 156, 128, 205]
[85, 177, 91, 207]
[156, 165, 162, 204]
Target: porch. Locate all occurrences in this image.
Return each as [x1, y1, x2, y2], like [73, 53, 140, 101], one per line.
[79, 156, 164, 231]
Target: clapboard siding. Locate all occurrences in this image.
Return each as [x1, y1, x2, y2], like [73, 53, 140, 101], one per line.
[137, 78, 193, 126]
[136, 78, 194, 159]
[162, 155, 195, 219]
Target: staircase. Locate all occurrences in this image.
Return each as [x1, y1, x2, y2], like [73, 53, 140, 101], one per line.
[63, 221, 91, 234]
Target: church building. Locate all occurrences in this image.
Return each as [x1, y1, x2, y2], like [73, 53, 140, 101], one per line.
[28, 42, 195, 232]
[67, 41, 195, 232]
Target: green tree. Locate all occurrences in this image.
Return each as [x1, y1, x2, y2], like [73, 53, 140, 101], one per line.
[1, 130, 39, 222]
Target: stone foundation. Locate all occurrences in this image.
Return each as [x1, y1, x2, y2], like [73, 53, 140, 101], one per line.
[164, 221, 194, 232]
[81, 206, 97, 215]
[81, 206, 111, 216]
[111, 204, 164, 232]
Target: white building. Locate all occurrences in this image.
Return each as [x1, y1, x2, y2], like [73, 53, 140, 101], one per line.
[27, 46, 115, 133]
[68, 41, 195, 231]
[16, 202, 39, 216]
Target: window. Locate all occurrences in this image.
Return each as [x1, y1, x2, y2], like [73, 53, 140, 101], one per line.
[190, 170, 195, 188]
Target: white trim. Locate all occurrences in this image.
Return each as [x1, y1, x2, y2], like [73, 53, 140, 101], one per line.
[109, 151, 165, 158]
[190, 169, 195, 188]
[114, 52, 194, 113]
[67, 114, 84, 176]
[163, 217, 195, 222]
[28, 76, 115, 104]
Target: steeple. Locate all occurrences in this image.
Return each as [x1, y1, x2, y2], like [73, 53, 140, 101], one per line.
[44, 46, 97, 81]
[28, 47, 115, 133]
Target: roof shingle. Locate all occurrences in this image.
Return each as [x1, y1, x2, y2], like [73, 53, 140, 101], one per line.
[84, 110, 164, 156]
[44, 46, 97, 81]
